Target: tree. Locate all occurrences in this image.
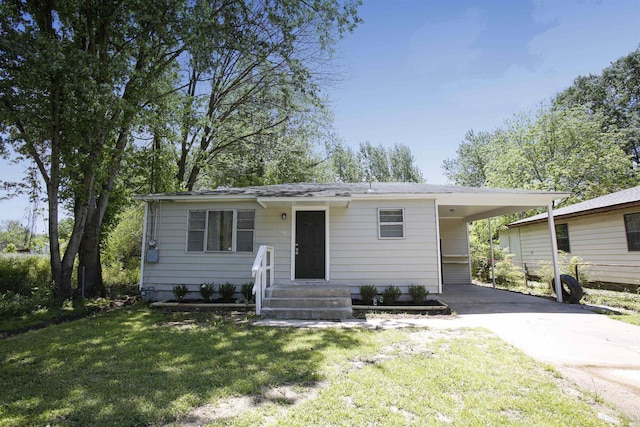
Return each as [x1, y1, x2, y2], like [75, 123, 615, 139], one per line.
[330, 141, 424, 183]
[554, 47, 640, 167]
[485, 106, 633, 204]
[0, 0, 361, 302]
[442, 130, 493, 187]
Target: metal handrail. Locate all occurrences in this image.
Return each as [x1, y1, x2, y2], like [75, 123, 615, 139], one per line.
[251, 245, 274, 315]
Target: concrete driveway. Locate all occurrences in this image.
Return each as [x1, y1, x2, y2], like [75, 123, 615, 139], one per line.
[433, 284, 640, 423]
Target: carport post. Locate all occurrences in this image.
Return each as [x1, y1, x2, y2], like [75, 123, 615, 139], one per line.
[488, 218, 496, 289]
[547, 204, 563, 303]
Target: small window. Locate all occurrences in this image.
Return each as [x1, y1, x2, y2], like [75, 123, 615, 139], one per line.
[555, 223, 570, 253]
[378, 208, 404, 239]
[187, 211, 206, 251]
[236, 209, 255, 252]
[624, 213, 640, 251]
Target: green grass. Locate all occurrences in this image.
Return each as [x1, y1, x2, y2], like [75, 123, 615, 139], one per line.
[0, 298, 116, 335]
[0, 307, 621, 426]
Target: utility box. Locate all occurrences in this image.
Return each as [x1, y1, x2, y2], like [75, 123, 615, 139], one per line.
[146, 248, 159, 263]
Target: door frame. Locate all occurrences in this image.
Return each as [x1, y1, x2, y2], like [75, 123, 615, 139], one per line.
[290, 206, 330, 281]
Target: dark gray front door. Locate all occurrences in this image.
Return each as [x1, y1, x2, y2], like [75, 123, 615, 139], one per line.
[295, 211, 325, 279]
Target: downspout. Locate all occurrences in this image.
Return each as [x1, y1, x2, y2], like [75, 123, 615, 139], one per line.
[547, 203, 563, 303]
[434, 200, 443, 294]
[488, 218, 496, 289]
[139, 201, 149, 291]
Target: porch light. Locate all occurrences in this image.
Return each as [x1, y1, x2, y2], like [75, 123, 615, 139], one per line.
[281, 213, 287, 220]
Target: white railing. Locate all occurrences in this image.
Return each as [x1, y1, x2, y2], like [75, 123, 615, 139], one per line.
[251, 245, 274, 315]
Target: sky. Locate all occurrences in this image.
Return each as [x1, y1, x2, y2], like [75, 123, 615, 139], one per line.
[2, 0, 640, 231]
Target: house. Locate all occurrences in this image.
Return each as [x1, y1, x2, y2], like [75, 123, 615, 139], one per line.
[499, 186, 640, 288]
[136, 182, 566, 318]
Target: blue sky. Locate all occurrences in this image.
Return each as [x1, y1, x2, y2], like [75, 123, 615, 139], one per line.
[327, 0, 640, 182]
[2, 0, 640, 230]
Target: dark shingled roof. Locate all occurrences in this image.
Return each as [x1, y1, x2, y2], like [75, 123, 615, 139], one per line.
[139, 182, 564, 199]
[509, 186, 640, 227]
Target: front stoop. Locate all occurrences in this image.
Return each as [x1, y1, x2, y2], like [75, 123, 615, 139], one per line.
[261, 284, 353, 320]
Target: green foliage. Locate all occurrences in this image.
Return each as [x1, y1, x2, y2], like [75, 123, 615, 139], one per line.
[538, 254, 590, 286]
[241, 283, 254, 302]
[359, 285, 378, 304]
[554, 47, 640, 168]
[219, 283, 236, 302]
[493, 254, 523, 287]
[381, 285, 401, 305]
[331, 141, 424, 183]
[0, 286, 53, 319]
[172, 285, 189, 301]
[408, 285, 428, 304]
[2, 243, 17, 253]
[0, 254, 51, 295]
[0, 220, 31, 251]
[199, 283, 216, 302]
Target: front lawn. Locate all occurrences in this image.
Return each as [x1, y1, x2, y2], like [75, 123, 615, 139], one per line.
[0, 306, 621, 426]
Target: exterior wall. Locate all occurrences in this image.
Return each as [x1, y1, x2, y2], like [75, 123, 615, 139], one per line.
[500, 206, 640, 285]
[327, 199, 440, 297]
[141, 198, 441, 300]
[439, 218, 471, 284]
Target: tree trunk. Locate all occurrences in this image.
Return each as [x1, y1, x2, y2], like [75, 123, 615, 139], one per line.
[77, 207, 105, 298]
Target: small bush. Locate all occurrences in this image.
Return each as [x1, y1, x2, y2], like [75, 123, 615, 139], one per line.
[199, 282, 216, 302]
[359, 284, 378, 304]
[241, 283, 254, 302]
[173, 284, 189, 301]
[0, 254, 50, 295]
[219, 283, 236, 301]
[0, 285, 53, 318]
[382, 285, 401, 305]
[408, 285, 428, 304]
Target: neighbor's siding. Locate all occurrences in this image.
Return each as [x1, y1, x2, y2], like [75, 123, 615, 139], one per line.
[439, 218, 471, 284]
[500, 206, 640, 284]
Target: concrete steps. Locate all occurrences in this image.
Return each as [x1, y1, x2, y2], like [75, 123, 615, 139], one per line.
[261, 284, 353, 320]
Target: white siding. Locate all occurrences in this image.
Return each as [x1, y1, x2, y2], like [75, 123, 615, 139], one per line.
[500, 206, 640, 284]
[142, 198, 441, 300]
[328, 199, 440, 295]
[439, 218, 471, 284]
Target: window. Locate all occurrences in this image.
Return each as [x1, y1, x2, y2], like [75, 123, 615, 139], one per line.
[187, 209, 255, 252]
[378, 208, 404, 239]
[555, 223, 570, 253]
[624, 212, 640, 251]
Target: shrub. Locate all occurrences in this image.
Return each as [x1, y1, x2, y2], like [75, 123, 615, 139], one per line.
[199, 282, 216, 302]
[494, 254, 523, 287]
[382, 285, 401, 305]
[0, 254, 50, 295]
[359, 284, 378, 305]
[219, 283, 236, 302]
[241, 283, 254, 302]
[408, 285, 428, 304]
[0, 285, 53, 318]
[173, 284, 189, 301]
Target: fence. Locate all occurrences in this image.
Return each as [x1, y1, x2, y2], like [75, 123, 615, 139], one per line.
[511, 260, 640, 292]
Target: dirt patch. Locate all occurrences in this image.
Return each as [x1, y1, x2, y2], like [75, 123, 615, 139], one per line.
[172, 382, 326, 426]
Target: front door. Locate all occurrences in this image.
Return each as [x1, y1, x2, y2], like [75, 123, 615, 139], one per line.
[295, 210, 326, 279]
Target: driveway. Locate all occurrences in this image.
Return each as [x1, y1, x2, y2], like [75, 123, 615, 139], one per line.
[433, 284, 640, 423]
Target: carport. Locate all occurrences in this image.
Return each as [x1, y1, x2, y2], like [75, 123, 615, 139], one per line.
[435, 187, 570, 301]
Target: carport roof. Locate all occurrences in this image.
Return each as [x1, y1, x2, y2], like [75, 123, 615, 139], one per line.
[135, 183, 568, 222]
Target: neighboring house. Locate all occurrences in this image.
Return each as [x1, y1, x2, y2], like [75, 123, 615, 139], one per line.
[500, 186, 640, 286]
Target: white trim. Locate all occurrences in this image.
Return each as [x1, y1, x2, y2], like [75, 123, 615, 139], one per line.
[139, 202, 149, 290]
[290, 206, 330, 281]
[434, 200, 442, 294]
[465, 222, 472, 284]
[377, 207, 406, 239]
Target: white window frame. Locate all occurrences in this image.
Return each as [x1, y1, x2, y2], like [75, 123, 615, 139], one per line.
[186, 209, 255, 253]
[378, 208, 405, 239]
